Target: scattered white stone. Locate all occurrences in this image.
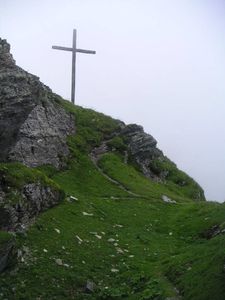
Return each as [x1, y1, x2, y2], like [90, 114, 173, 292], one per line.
[86, 280, 96, 293]
[111, 268, 119, 273]
[95, 234, 102, 239]
[116, 248, 124, 254]
[108, 238, 116, 243]
[129, 255, 134, 258]
[82, 212, 93, 216]
[70, 195, 78, 201]
[43, 249, 48, 253]
[89, 232, 102, 239]
[82, 260, 86, 264]
[55, 258, 70, 268]
[54, 228, 61, 234]
[113, 224, 123, 228]
[62, 246, 65, 250]
[169, 232, 173, 236]
[162, 195, 176, 204]
[55, 258, 63, 266]
[22, 246, 29, 253]
[17, 249, 22, 258]
[90, 232, 98, 235]
[101, 232, 106, 235]
[76, 235, 83, 243]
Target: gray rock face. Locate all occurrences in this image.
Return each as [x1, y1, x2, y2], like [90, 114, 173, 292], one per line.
[120, 124, 205, 200]
[0, 238, 15, 273]
[0, 182, 63, 232]
[0, 38, 75, 168]
[121, 124, 163, 178]
[0, 38, 16, 69]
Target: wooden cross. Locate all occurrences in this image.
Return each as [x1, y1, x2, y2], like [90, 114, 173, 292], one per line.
[52, 29, 96, 104]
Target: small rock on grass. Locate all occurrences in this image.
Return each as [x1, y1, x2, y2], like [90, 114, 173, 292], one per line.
[111, 268, 119, 273]
[75, 235, 83, 243]
[55, 258, 63, 266]
[85, 280, 96, 293]
[82, 212, 94, 216]
[69, 195, 78, 202]
[162, 195, 176, 204]
[108, 238, 116, 243]
[113, 224, 123, 228]
[55, 258, 70, 268]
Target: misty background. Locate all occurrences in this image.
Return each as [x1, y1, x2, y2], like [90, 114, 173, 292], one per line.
[1, 0, 225, 202]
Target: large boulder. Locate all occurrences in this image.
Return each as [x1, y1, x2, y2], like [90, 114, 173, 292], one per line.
[0, 38, 75, 168]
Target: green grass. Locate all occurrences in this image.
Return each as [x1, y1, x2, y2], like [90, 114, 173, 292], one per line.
[0, 101, 225, 300]
[149, 158, 205, 200]
[0, 231, 12, 245]
[0, 162, 60, 191]
[98, 153, 196, 202]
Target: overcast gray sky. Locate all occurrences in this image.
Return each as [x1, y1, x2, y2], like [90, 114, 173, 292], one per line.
[1, 0, 225, 201]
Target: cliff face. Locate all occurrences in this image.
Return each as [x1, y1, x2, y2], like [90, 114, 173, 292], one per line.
[0, 38, 75, 168]
[0, 38, 75, 237]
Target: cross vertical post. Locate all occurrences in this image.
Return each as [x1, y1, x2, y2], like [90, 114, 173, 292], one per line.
[71, 29, 76, 104]
[52, 29, 96, 105]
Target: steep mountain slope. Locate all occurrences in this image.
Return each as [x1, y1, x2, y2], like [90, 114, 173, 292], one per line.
[0, 39, 225, 300]
[0, 103, 225, 300]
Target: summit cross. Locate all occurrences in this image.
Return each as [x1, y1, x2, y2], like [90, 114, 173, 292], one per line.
[52, 29, 96, 104]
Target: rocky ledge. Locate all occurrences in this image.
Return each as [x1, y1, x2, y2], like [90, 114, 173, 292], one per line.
[0, 182, 63, 232]
[0, 38, 75, 169]
[121, 124, 163, 179]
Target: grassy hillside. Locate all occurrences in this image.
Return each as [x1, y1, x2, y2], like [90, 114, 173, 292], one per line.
[0, 100, 225, 300]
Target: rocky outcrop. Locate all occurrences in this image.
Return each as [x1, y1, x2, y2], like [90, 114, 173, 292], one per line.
[0, 181, 63, 232]
[0, 38, 75, 168]
[121, 124, 163, 179]
[90, 122, 205, 201]
[0, 38, 70, 233]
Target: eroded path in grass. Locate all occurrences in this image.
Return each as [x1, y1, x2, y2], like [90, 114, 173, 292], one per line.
[90, 143, 142, 198]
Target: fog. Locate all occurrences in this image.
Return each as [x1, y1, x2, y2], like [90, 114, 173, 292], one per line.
[1, 0, 225, 201]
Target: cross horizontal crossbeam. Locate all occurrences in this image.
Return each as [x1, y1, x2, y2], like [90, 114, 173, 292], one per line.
[52, 45, 96, 54]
